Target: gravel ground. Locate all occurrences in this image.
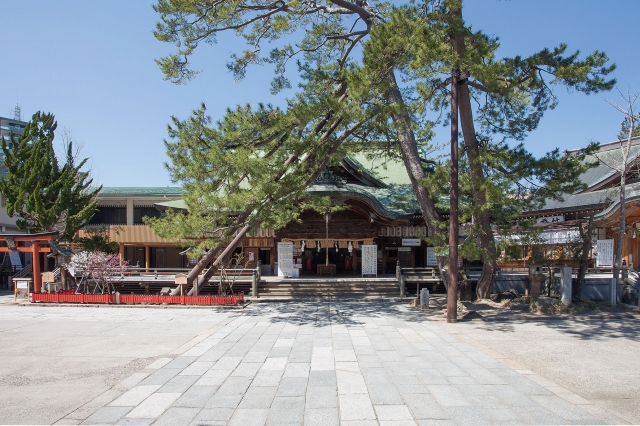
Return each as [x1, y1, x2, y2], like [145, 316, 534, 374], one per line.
[0, 294, 239, 425]
[434, 298, 640, 424]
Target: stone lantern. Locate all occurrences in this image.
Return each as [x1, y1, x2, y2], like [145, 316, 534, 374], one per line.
[527, 265, 544, 297]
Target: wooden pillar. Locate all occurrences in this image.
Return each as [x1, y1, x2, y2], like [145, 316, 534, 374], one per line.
[271, 243, 275, 275]
[352, 250, 358, 275]
[119, 243, 125, 265]
[32, 242, 41, 293]
[61, 258, 67, 290]
[144, 245, 150, 271]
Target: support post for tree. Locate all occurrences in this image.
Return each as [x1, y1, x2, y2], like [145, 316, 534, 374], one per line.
[447, 68, 460, 323]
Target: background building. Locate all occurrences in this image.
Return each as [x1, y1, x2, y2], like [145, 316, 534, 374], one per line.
[0, 110, 27, 233]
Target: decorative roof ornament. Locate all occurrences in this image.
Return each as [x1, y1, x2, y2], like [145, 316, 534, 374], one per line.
[315, 168, 346, 186]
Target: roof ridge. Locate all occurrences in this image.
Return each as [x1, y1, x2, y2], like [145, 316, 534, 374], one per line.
[567, 135, 640, 154]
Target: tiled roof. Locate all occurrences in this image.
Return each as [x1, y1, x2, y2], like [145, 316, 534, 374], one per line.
[569, 136, 640, 191]
[97, 187, 183, 197]
[529, 188, 614, 214]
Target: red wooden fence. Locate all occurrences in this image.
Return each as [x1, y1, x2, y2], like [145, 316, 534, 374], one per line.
[31, 292, 244, 305]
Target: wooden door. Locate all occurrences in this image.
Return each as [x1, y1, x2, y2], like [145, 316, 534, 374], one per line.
[399, 248, 412, 267]
[155, 248, 165, 268]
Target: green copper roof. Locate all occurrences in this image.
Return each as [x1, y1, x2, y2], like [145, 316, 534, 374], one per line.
[308, 182, 415, 219]
[155, 199, 188, 211]
[348, 153, 412, 186]
[155, 183, 418, 219]
[98, 187, 183, 197]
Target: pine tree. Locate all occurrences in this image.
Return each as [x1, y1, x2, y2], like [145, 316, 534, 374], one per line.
[347, 2, 613, 297]
[0, 111, 100, 241]
[153, 0, 615, 299]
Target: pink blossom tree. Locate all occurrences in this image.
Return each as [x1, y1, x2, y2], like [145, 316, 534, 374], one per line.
[67, 251, 128, 293]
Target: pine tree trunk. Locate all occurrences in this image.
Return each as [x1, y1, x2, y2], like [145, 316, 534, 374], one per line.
[169, 211, 252, 296]
[187, 224, 252, 296]
[575, 216, 594, 299]
[613, 167, 625, 307]
[456, 84, 497, 298]
[384, 71, 447, 285]
[452, 9, 497, 299]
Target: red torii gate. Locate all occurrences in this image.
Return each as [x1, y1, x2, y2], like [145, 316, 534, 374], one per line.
[0, 232, 57, 293]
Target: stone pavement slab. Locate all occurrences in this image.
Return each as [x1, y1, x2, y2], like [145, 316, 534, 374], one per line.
[7, 300, 630, 425]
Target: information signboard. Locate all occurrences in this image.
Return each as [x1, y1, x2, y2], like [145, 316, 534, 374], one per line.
[277, 242, 294, 277]
[361, 244, 377, 276]
[596, 239, 614, 268]
[426, 247, 437, 266]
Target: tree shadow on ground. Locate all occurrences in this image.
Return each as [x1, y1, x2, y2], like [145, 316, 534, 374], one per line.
[244, 299, 640, 342]
[243, 300, 429, 327]
[462, 309, 640, 340]
[519, 316, 640, 340]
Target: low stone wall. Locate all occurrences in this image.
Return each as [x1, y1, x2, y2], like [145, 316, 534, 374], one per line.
[493, 274, 528, 294]
[581, 279, 610, 301]
[492, 273, 618, 302]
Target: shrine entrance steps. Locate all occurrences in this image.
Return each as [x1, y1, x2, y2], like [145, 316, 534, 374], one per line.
[255, 276, 399, 299]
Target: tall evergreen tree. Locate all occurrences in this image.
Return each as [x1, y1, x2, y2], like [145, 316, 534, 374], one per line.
[153, 0, 614, 298]
[0, 111, 100, 241]
[359, 2, 614, 297]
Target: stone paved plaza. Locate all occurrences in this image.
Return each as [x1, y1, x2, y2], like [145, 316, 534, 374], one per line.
[0, 299, 632, 425]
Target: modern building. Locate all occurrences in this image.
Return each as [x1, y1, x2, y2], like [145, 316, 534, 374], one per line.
[80, 187, 185, 269]
[0, 114, 27, 233]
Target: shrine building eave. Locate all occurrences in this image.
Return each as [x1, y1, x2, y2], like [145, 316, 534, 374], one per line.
[523, 188, 613, 217]
[153, 184, 417, 222]
[592, 186, 640, 225]
[307, 183, 415, 221]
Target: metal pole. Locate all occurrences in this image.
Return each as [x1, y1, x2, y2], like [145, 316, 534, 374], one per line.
[447, 68, 460, 323]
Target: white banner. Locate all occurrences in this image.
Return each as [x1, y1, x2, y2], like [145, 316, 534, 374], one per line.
[596, 239, 614, 268]
[361, 244, 377, 276]
[495, 229, 580, 244]
[402, 238, 421, 246]
[277, 242, 294, 277]
[426, 247, 437, 266]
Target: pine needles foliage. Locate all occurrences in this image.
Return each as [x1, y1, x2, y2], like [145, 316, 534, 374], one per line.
[0, 111, 100, 241]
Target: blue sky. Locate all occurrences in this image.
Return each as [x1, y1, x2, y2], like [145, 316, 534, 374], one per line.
[1, 0, 639, 187]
